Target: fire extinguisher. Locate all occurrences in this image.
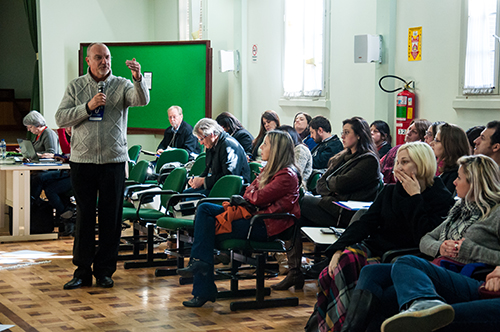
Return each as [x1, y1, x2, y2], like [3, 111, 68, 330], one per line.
[379, 75, 416, 145]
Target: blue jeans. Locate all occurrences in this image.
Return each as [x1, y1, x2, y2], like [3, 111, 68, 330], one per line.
[357, 256, 500, 332]
[190, 202, 267, 299]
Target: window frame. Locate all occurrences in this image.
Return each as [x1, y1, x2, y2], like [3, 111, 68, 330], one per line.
[280, 0, 331, 106]
[459, 0, 500, 96]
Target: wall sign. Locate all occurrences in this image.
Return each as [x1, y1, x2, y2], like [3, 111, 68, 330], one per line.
[408, 27, 422, 61]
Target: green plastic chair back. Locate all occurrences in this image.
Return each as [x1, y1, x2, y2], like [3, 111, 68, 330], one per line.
[160, 167, 187, 207]
[208, 175, 243, 199]
[307, 172, 322, 192]
[195, 151, 206, 160]
[128, 160, 149, 184]
[128, 145, 142, 163]
[188, 155, 206, 176]
[249, 162, 262, 182]
[155, 148, 189, 172]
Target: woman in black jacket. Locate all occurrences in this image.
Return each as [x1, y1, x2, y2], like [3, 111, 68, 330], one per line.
[307, 142, 455, 332]
[215, 112, 254, 155]
[431, 122, 470, 194]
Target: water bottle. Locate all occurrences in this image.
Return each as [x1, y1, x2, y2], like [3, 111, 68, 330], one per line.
[0, 139, 6, 160]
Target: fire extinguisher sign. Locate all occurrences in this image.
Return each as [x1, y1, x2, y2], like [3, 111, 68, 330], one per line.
[408, 27, 422, 61]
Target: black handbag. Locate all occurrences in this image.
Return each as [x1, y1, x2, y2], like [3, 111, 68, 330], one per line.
[229, 195, 257, 214]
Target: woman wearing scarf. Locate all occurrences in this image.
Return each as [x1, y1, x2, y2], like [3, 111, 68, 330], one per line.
[340, 154, 500, 332]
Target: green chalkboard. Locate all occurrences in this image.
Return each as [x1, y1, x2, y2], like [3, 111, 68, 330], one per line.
[79, 41, 212, 134]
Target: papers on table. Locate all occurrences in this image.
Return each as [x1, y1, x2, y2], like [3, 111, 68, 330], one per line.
[333, 200, 373, 211]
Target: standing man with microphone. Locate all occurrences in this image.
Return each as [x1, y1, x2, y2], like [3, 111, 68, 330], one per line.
[56, 43, 150, 289]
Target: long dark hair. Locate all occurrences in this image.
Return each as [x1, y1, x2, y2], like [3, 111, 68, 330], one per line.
[437, 123, 470, 172]
[370, 120, 392, 144]
[343, 117, 378, 158]
[293, 112, 312, 140]
[277, 125, 302, 146]
[252, 110, 280, 147]
[215, 112, 243, 135]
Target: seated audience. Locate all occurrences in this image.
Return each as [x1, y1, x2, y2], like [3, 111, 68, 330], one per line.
[156, 105, 200, 159]
[277, 125, 313, 186]
[186, 118, 250, 196]
[370, 120, 392, 158]
[251, 110, 280, 161]
[466, 125, 485, 155]
[344, 154, 500, 332]
[177, 130, 301, 307]
[215, 112, 254, 155]
[309, 115, 343, 170]
[474, 120, 500, 166]
[293, 112, 317, 150]
[380, 119, 431, 183]
[424, 120, 445, 144]
[22, 110, 59, 156]
[304, 142, 455, 332]
[431, 123, 470, 193]
[274, 117, 381, 291]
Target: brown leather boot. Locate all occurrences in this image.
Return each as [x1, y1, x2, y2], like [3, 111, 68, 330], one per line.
[271, 268, 305, 290]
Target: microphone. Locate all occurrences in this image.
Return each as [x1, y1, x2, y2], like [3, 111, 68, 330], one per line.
[89, 81, 106, 121]
[96, 81, 106, 113]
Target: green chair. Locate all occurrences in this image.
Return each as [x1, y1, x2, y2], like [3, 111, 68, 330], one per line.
[120, 167, 188, 268]
[188, 155, 206, 177]
[215, 213, 300, 311]
[306, 170, 323, 194]
[154, 175, 244, 277]
[249, 162, 262, 182]
[128, 144, 142, 163]
[145, 148, 190, 185]
[125, 160, 150, 186]
[155, 148, 189, 173]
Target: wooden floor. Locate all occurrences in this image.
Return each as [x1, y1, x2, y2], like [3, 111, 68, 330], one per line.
[0, 234, 318, 332]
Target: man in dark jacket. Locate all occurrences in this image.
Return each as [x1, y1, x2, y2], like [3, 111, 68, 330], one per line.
[186, 118, 250, 195]
[156, 105, 200, 159]
[310, 116, 343, 170]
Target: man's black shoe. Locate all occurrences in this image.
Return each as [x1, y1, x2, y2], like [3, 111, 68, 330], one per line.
[96, 276, 114, 288]
[63, 277, 92, 290]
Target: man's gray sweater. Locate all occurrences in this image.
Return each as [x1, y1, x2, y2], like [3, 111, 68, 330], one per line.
[56, 71, 149, 164]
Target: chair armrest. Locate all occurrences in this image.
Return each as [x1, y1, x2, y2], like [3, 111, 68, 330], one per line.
[138, 190, 179, 206]
[124, 183, 160, 198]
[246, 213, 299, 250]
[197, 197, 229, 207]
[381, 248, 421, 263]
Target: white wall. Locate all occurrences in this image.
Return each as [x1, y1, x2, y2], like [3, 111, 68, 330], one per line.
[35, 0, 500, 151]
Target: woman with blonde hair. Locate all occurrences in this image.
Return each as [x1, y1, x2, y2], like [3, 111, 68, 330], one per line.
[305, 142, 455, 332]
[178, 130, 301, 307]
[342, 154, 500, 332]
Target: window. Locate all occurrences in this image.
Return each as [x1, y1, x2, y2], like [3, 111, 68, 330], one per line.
[283, 0, 329, 98]
[179, 0, 204, 41]
[463, 0, 499, 95]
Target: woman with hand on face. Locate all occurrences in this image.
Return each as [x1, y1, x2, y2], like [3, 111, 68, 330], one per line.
[380, 119, 432, 184]
[305, 142, 455, 332]
[251, 110, 280, 161]
[177, 130, 300, 308]
[294, 112, 317, 150]
[431, 123, 470, 194]
[370, 120, 392, 158]
[341, 154, 500, 332]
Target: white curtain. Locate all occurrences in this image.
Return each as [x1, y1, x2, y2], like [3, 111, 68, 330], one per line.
[463, 0, 497, 94]
[283, 0, 324, 98]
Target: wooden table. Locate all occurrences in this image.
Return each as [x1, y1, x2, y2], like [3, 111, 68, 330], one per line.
[0, 163, 70, 242]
